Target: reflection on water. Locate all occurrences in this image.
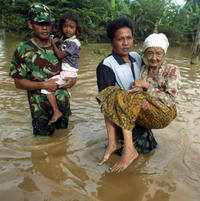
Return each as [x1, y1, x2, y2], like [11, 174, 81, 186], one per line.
[0, 32, 199, 201]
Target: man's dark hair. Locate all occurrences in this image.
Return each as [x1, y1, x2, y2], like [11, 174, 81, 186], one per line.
[59, 11, 81, 36]
[107, 17, 133, 41]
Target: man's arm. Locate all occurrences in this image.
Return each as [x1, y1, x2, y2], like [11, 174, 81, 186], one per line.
[14, 78, 58, 92]
[96, 62, 116, 92]
[58, 77, 77, 89]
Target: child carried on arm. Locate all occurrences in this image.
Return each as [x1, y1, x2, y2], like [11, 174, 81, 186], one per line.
[41, 11, 81, 125]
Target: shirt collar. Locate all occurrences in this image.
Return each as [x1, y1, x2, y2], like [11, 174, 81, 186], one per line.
[112, 51, 136, 65]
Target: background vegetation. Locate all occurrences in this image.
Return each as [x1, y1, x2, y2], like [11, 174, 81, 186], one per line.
[0, 0, 199, 43]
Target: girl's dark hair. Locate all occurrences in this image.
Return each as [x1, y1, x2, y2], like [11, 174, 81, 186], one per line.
[59, 11, 81, 36]
[107, 17, 133, 41]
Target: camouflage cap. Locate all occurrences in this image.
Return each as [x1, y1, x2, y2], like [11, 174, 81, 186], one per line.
[28, 3, 55, 23]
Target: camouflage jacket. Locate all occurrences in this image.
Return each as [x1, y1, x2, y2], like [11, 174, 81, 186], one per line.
[10, 39, 71, 129]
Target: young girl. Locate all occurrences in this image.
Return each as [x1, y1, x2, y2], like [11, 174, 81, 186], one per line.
[41, 11, 81, 125]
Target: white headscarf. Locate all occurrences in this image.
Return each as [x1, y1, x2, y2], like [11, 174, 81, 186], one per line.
[143, 33, 169, 54]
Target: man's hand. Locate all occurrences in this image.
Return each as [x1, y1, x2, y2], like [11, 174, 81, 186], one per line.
[128, 87, 143, 92]
[59, 77, 77, 88]
[43, 79, 58, 92]
[142, 100, 150, 111]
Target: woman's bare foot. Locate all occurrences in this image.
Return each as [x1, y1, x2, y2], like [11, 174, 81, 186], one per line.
[48, 110, 62, 125]
[98, 143, 121, 166]
[110, 147, 138, 173]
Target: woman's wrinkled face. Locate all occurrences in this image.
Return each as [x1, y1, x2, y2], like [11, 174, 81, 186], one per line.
[144, 47, 165, 68]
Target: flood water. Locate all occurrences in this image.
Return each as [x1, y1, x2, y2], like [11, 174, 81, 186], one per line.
[0, 31, 199, 201]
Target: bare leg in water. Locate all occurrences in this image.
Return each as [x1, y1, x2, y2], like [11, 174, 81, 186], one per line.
[46, 93, 62, 125]
[98, 117, 122, 165]
[111, 128, 138, 173]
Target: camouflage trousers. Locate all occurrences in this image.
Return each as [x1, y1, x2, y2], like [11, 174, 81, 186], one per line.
[28, 89, 71, 136]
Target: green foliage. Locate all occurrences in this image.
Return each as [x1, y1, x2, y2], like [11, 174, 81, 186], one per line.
[182, 0, 200, 41]
[130, 0, 165, 36]
[0, 0, 199, 42]
[157, 2, 185, 41]
[129, 0, 200, 42]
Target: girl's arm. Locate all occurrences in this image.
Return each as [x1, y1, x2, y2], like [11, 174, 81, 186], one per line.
[51, 39, 68, 60]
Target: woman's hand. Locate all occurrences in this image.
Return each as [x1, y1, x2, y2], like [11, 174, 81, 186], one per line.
[132, 80, 150, 89]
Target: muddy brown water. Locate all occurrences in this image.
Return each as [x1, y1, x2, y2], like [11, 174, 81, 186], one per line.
[0, 32, 199, 201]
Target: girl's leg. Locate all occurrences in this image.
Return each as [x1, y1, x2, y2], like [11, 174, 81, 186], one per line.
[111, 128, 138, 173]
[46, 93, 62, 125]
[98, 117, 121, 165]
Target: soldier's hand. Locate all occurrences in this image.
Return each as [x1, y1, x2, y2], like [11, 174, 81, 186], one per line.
[43, 79, 58, 92]
[59, 77, 76, 89]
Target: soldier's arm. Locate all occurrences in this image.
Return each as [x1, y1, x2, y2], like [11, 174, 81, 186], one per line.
[14, 78, 58, 92]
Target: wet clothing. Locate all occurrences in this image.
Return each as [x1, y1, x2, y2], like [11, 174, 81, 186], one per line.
[96, 51, 157, 154]
[10, 39, 71, 136]
[96, 62, 180, 153]
[96, 87, 176, 131]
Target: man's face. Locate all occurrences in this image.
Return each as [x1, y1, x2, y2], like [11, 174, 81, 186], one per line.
[111, 27, 133, 56]
[28, 21, 53, 41]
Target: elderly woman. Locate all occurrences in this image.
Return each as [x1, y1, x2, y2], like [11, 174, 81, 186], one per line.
[96, 33, 180, 173]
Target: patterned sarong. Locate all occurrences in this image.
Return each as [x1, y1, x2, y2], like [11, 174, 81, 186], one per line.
[96, 86, 176, 131]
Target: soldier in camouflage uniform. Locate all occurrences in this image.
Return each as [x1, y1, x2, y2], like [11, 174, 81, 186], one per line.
[9, 3, 76, 136]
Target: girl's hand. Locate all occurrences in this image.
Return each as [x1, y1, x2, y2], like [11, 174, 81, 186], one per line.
[51, 38, 60, 44]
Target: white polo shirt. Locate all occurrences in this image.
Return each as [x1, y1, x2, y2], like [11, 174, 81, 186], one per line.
[96, 51, 142, 91]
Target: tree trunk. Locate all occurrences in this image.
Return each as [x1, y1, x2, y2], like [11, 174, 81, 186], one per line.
[191, 18, 200, 64]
